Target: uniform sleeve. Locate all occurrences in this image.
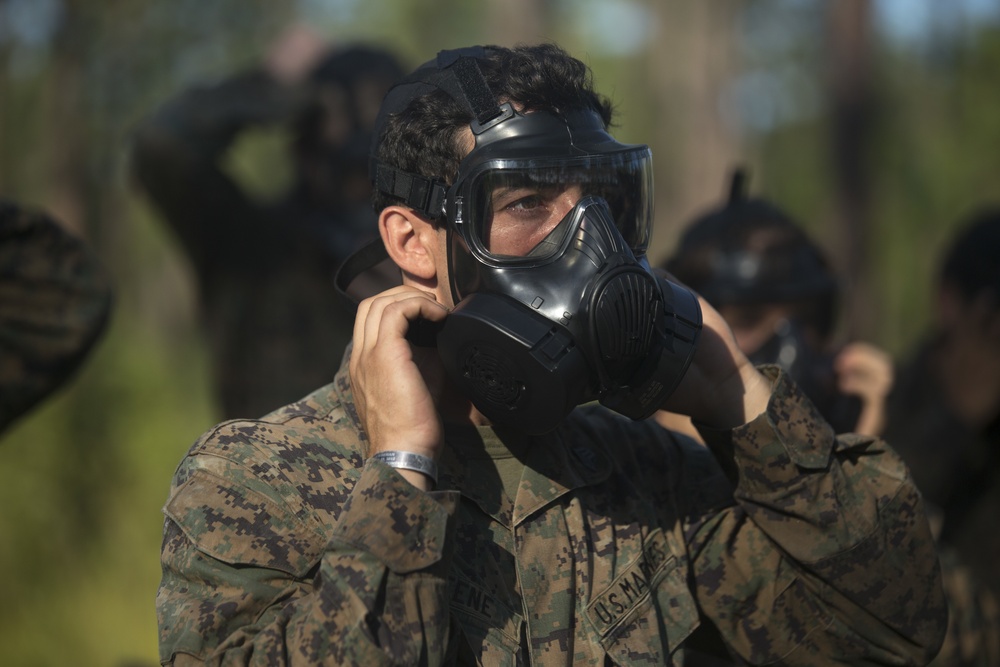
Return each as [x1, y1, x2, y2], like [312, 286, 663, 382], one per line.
[683, 366, 947, 665]
[157, 454, 459, 666]
[0, 203, 112, 433]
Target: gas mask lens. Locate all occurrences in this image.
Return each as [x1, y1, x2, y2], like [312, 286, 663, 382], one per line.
[466, 148, 653, 262]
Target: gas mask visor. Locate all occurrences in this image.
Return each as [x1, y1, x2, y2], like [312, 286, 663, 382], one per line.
[451, 146, 654, 266]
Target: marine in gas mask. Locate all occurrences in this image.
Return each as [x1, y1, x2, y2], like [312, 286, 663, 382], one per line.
[156, 44, 946, 666]
[661, 170, 893, 436]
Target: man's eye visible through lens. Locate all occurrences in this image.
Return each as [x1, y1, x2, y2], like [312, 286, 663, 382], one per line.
[492, 188, 552, 218]
[486, 183, 582, 257]
[506, 195, 543, 212]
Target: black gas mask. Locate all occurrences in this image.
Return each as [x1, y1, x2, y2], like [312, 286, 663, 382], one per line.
[340, 47, 701, 434]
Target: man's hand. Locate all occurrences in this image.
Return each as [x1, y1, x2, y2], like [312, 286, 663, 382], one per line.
[264, 24, 329, 85]
[350, 286, 450, 491]
[834, 341, 894, 436]
[659, 296, 772, 430]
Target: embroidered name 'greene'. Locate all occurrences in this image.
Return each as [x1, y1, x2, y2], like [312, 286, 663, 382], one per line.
[586, 529, 673, 635]
[447, 570, 524, 649]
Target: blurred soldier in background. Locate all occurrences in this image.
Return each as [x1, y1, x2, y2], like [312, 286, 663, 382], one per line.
[657, 171, 897, 666]
[663, 188, 1000, 665]
[0, 199, 112, 435]
[886, 208, 1000, 666]
[659, 169, 893, 438]
[130, 26, 404, 419]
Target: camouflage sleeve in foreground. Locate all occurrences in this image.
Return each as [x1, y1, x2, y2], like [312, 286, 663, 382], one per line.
[157, 442, 460, 667]
[685, 365, 948, 665]
[0, 201, 112, 434]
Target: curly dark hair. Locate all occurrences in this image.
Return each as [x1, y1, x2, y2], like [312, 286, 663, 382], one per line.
[371, 43, 615, 216]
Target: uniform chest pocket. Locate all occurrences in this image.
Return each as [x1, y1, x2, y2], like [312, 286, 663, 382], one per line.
[586, 539, 699, 666]
[165, 468, 325, 578]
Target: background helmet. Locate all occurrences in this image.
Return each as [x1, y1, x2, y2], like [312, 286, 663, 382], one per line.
[664, 168, 839, 339]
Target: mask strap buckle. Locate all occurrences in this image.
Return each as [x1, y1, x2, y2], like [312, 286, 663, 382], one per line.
[369, 47, 508, 219]
[371, 162, 447, 219]
[471, 102, 516, 135]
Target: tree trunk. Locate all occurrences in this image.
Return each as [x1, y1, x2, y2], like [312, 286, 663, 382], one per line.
[827, 0, 875, 339]
[646, 0, 745, 263]
[44, 0, 90, 237]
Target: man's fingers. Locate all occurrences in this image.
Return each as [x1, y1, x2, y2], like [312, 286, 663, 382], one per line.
[355, 286, 432, 346]
[351, 286, 450, 392]
[834, 342, 894, 400]
[360, 288, 448, 352]
[349, 285, 450, 459]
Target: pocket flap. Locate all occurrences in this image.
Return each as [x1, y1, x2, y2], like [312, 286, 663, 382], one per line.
[165, 468, 325, 578]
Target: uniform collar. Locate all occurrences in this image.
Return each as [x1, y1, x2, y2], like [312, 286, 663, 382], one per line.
[512, 424, 612, 525]
[438, 414, 613, 528]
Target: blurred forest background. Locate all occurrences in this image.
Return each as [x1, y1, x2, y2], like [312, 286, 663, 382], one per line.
[0, 0, 998, 664]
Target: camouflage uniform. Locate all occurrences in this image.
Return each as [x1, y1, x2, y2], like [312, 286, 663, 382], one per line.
[0, 201, 112, 434]
[157, 362, 946, 666]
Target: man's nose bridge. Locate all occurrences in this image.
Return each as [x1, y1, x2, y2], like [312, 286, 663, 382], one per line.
[557, 183, 585, 214]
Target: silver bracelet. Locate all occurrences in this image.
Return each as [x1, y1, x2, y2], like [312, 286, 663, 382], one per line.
[371, 450, 438, 486]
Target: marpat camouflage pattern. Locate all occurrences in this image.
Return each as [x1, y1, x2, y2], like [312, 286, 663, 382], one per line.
[157, 361, 946, 665]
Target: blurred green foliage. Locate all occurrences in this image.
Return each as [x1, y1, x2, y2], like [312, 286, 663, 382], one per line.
[0, 1, 997, 664]
[755, 18, 1000, 349]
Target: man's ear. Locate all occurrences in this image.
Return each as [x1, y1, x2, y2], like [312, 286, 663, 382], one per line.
[379, 205, 438, 282]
